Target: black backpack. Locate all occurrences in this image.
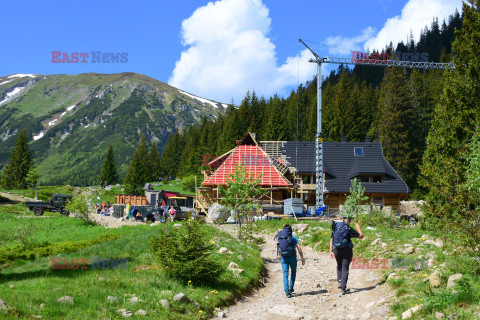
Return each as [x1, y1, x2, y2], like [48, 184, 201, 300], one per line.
[332, 221, 350, 248]
[277, 227, 295, 257]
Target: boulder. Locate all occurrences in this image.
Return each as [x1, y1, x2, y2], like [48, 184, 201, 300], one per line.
[143, 183, 153, 191]
[402, 305, 422, 319]
[0, 299, 6, 308]
[293, 224, 308, 234]
[371, 238, 382, 245]
[122, 311, 133, 318]
[57, 296, 74, 304]
[105, 185, 113, 191]
[206, 203, 231, 224]
[173, 292, 191, 303]
[434, 239, 445, 248]
[134, 310, 147, 316]
[159, 299, 169, 308]
[360, 312, 372, 319]
[447, 274, 462, 289]
[128, 296, 144, 304]
[403, 246, 415, 255]
[435, 312, 445, 319]
[230, 268, 244, 276]
[428, 270, 442, 288]
[228, 262, 239, 269]
[218, 247, 228, 254]
[107, 296, 118, 303]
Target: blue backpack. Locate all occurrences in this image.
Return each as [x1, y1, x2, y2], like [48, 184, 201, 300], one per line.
[332, 221, 350, 248]
[278, 228, 295, 257]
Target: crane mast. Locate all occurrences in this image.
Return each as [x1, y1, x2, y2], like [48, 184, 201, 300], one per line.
[298, 39, 454, 210]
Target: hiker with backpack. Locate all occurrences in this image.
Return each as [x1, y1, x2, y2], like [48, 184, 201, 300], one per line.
[277, 224, 305, 298]
[330, 217, 363, 295]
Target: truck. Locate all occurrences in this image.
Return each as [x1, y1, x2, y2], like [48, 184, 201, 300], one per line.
[25, 194, 73, 216]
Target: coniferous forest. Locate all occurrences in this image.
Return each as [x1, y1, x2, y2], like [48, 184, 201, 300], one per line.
[158, 10, 463, 197]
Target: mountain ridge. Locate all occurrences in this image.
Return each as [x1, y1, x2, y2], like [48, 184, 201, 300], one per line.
[0, 72, 227, 186]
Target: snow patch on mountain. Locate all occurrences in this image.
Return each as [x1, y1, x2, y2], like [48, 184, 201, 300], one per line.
[7, 74, 36, 79]
[67, 104, 76, 111]
[0, 86, 26, 105]
[179, 90, 220, 109]
[33, 131, 45, 141]
[0, 80, 12, 86]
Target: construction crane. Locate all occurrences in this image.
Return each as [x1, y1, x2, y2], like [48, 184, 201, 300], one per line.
[298, 38, 455, 210]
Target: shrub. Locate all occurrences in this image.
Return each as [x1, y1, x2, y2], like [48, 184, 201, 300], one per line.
[66, 194, 97, 226]
[181, 175, 197, 192]
[149, 220, 225, 285]
[357, 209, 395, 228]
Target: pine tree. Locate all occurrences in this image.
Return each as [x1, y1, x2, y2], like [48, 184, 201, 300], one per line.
[420, 0, 480, 238]
[124, 135, 149, 194]
[148, 142, 161, 182]
[98, 145, 118, 185]
[159, 132, 185, 179]
[378, 68, 415, 187]
[1, 129, 35, 189]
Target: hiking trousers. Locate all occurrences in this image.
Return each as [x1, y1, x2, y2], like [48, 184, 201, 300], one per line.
[281, 255, 297, 294]
[334, 247, 353, 289]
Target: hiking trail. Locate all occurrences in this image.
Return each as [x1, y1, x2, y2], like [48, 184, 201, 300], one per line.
[216, 225, 395, 320]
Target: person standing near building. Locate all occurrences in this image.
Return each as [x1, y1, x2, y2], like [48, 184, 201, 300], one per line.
[277, 224, 305, 298]
[329, 217, 363, 295]
[168, 206, 176, 221]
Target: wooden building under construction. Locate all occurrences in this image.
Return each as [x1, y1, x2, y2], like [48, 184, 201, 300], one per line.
[197, 133, 411, 214]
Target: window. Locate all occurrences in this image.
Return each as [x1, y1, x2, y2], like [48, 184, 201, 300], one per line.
[372, 176, 382, 183]
[359, 176, 370, 183]
[373, 197, 383, 208]
[354, 147, 364, 156]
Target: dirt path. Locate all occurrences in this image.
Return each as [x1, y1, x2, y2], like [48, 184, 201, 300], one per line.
[218, 226, 395, 320]
[0, 191, 36, 203]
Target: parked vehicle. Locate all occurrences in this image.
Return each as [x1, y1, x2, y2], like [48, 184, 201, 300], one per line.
[25, 194, 72, 216]
[167, 196, 195, 221]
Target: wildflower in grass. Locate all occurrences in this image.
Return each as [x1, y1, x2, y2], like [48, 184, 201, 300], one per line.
[199, 310, 203, 313]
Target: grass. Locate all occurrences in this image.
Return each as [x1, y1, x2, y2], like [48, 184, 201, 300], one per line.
[0, 203, 263, 319]
[154, 179, 196, 195]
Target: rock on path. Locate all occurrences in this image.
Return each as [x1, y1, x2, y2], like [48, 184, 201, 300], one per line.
[218, 226, 395, 320]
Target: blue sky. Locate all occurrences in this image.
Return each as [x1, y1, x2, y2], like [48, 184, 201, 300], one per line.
[1, 0, 461, 103]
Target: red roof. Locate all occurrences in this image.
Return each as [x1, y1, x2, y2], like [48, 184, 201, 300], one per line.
[202, 145, 290, 187]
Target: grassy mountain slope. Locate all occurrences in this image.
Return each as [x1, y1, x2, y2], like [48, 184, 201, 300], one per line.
[0, 73, 226, 186]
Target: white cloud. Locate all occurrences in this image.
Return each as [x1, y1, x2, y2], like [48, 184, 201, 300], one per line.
[169, 0, 315, 103]
[364, 0, 462, 51]
[325, 27, 377, 55]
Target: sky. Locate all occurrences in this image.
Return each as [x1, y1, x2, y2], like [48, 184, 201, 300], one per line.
[1, 0, 462, 104]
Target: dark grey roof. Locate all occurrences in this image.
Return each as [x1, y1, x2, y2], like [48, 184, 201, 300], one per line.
[280, 141, 411, 194]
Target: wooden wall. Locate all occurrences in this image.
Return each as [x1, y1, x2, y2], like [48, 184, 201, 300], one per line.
[115, 194, 148, 206]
